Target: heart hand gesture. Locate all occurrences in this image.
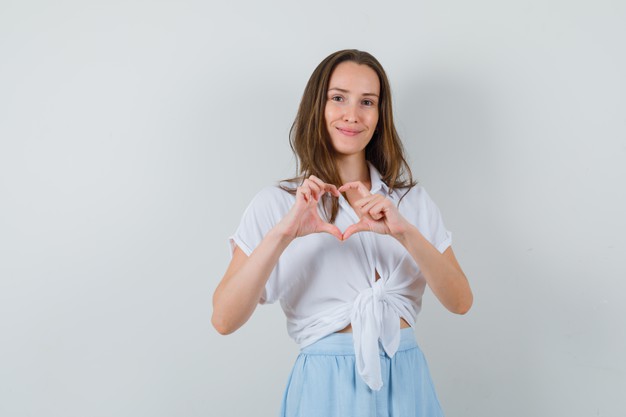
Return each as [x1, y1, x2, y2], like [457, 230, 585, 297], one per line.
[338, 181, 410, 241]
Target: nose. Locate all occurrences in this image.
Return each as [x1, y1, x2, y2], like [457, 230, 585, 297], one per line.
[343, 104, 359, 123]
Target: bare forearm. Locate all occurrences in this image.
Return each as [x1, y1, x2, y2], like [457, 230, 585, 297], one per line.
[212, 228, 293, 334]
[395, 225, 473, 314]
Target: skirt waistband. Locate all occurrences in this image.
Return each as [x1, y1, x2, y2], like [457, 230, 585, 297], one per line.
[300, 327, 418, 356]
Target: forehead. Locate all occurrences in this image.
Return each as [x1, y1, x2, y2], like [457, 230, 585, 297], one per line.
[328, 61, 380, 94]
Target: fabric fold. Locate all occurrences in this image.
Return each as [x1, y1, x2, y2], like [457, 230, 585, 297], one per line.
[350, 279, 405, 391]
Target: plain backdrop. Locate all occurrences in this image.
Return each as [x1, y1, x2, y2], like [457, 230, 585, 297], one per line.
[1, 1, 625, 416]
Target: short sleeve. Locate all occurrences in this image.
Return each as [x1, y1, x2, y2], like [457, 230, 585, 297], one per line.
[421, 188, 452, 253]
[227, 186, 287, 304]
[402, 185, 452, 254]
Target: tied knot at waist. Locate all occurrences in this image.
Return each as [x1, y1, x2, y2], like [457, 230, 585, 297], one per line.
[372, 278, 387, 301]
[350, 279, 406, 391]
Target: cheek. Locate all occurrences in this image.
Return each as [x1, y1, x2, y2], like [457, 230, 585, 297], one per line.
[325, 105, 338, 122]
[324, 106, 332, 125]
[370, 111, 379, 127]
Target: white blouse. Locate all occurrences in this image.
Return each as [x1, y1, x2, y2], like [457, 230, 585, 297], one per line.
[228, 162, 452, 391]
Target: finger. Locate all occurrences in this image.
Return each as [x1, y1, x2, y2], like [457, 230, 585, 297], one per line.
[360, 196, 388, 218]
[319, 222, 343, 241]
[300, 182, 320, 203]
[303, 179, 322, 200]
[351, 195, 383, 219]
[342, 220, 370, 240]
[309, 175, 341, 197]
[338, 181, 370, 198]
[354, 194, 382, 211]
[323, 183, 341, 197]
[295, 187, 307, 204]
[297, 185, 312, 203]
[367, 200, 389, 220]
[327, 184, 341, 197]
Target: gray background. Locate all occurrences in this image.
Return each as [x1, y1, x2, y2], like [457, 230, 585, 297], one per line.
[1, 1, 625, 416]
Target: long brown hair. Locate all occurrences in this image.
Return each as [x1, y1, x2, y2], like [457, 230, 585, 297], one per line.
[280, 49, 416, 223]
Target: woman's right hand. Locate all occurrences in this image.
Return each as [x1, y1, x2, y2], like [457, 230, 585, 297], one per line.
[276, 175, 343, 241]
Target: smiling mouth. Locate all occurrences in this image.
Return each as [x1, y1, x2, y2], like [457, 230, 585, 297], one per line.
[336, 127, 362, 136]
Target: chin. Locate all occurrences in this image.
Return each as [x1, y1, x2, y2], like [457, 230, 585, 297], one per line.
[333, 148, 367, 157]
[331, 140, 367, 154]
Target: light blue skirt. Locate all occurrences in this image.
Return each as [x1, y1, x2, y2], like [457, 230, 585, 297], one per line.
[280, 328, 444, 417]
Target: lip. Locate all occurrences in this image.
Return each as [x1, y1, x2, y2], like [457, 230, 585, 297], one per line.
[336, 127, 363, 136]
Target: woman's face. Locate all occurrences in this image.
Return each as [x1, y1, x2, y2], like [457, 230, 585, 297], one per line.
[324, 61, 380, 159]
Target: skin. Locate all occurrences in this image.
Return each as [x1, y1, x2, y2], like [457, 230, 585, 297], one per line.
[212, 61, 473, 335]
[325, 61, 380, 164]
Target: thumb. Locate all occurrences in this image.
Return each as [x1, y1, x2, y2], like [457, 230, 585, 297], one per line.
[319, 222, 343, 241]
[342, 221, 370, 241]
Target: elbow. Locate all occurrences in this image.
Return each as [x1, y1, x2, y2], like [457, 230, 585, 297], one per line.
[212, 288, 237, 335]
[454, 294, 473, 315]
[447, 289, 474, 316]
[453, 302, 472, 315]
[211, 312, 236, 335]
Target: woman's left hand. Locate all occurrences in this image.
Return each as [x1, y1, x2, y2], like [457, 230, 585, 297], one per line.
[338, 181, 411, 240]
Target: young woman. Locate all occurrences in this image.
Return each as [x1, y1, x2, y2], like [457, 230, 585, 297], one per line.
[212, 49, 473, 417]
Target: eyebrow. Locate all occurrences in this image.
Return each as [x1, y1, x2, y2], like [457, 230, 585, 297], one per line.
[328, 87, 379, 97]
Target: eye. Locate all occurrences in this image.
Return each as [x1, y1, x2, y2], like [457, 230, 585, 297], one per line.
[330, 95, 344, 102]
[362, 99, 375, 106]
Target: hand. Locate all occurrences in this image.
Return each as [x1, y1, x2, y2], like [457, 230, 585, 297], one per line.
[338, 181, 411, 240]
[276, 175, 343, 241]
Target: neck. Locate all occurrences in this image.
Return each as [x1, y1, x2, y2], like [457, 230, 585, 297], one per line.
[335, 155, 370, 189]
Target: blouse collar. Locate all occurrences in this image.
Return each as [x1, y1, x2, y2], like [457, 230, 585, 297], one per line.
[367, 161, 395, 200]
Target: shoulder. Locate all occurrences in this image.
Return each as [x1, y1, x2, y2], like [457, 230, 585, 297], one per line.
[244, 183, 295, 215]
[252, 183, 291, 201]
[394, 183, 445, 218]
[392, 182, 429, 205]
[255, 181, 298, 203]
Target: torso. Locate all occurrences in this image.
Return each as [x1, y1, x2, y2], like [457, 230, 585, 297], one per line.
[246, 174, 443, 346]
